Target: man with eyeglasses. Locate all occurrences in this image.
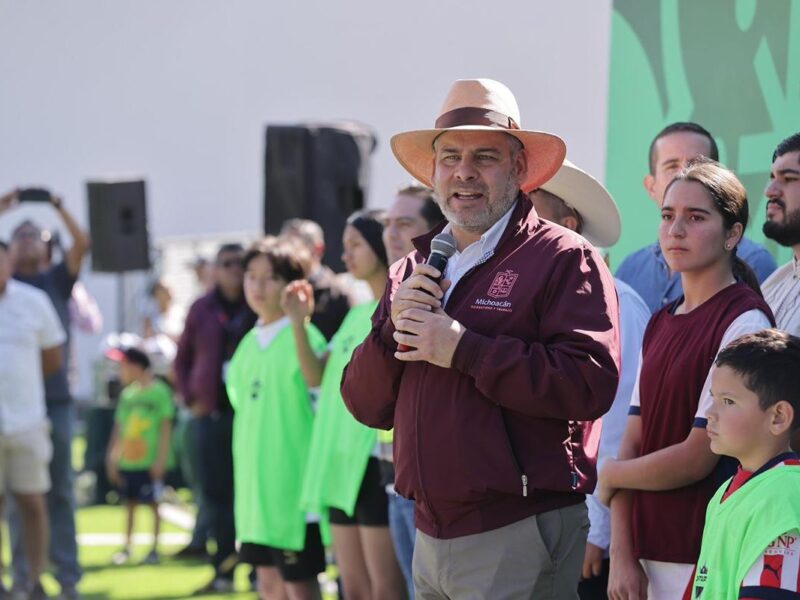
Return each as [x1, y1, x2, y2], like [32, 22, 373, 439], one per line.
[0, 188, 89, 600]
[174, 243, 256, 594]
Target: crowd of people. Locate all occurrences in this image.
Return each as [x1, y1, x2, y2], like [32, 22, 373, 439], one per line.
[1, 77, 799, 600]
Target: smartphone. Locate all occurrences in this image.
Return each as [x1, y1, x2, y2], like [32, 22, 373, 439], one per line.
[18, 188, 52, 203]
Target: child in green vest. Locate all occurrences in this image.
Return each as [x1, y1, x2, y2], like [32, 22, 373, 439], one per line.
[105, 346, 175, 566]
[227, 236, 327, 600]
[691, 329, 800, 598]
[282, 210, 406, 600]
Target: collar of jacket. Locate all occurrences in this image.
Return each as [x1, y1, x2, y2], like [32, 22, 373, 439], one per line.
[411, 191, 538, 258]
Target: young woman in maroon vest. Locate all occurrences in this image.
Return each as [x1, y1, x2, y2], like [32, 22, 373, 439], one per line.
[598, 158, 775, 600]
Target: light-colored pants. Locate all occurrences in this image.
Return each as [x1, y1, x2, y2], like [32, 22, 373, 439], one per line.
[413, 502, 589, 600]
[8, 404, 82, 589]
[0, 422, 52, 495]
[640, 559, 694, 600]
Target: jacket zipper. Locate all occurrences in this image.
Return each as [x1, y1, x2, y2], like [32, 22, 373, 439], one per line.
[568, 421, 579, 490]
[499, 409, 529, 497]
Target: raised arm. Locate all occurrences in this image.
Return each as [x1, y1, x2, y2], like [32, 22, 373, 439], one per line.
[282, 280, 328, 387]
[51, 195, 91, 278]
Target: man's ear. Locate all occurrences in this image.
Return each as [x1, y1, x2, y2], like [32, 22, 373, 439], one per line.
[560, 215, 579, 233]
[644, 174, 657, 202]
[770, 400, 795, 436]
[514, 148, 528, 180]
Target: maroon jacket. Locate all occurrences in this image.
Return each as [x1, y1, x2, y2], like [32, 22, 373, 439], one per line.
[173, 289, 256, 414]
[342, 196, 620, 539]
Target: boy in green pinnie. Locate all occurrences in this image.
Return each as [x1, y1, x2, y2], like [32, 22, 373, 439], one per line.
[691, 329, 800, 598]
[105, 346, 175, 566]
[227, 237, 327, 600]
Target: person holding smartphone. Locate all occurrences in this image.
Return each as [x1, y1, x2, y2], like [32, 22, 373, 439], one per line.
[1, 187, 90, 600]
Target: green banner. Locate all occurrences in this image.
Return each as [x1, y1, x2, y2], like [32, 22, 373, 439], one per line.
[606, 0, 798, 268]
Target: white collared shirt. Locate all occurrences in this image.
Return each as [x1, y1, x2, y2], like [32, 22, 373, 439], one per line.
[441, 202, 516, 305]
[762, 255, 800, 337]
[0, 280, 66, 434]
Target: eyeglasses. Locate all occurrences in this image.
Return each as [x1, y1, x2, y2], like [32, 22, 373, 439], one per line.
[12, 229, 48, 242]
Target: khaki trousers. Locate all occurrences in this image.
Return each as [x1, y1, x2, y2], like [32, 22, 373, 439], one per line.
[413, 502, 589, 600]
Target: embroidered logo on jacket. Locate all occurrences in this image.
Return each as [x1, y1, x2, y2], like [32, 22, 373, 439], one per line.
[469, 269, 518, 312]
[487, 270, 518, 299]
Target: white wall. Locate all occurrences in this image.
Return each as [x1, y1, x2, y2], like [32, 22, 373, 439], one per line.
[0, 0, 613, 398]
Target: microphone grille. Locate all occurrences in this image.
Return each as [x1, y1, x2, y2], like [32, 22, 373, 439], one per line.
[431, 233, 457, 258]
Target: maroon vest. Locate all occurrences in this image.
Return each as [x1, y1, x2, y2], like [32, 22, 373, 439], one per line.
[633, 283, 774, 563]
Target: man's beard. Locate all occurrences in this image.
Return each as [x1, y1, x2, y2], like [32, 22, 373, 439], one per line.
[440, 175, 520, 234]
[763, 203, 800, 247]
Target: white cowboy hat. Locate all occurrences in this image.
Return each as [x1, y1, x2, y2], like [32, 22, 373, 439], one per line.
[537, 160, 622, 247]
[390, 79, 566, 192]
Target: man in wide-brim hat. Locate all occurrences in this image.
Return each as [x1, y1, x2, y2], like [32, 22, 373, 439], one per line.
[342, 79, 621, 599]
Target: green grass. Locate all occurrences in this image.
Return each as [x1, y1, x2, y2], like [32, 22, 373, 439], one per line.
[4, 505, 258, 599]
[1, 436, 339, 599]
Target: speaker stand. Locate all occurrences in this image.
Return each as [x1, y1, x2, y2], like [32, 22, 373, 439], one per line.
[116, 272, 127, 333]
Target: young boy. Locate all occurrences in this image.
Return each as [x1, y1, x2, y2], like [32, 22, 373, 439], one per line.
[226, 237, 328, 600]
[105, 346, 175, 566]
[690, 329, 800, 598]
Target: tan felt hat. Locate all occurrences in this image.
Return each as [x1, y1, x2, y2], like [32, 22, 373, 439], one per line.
[390, 79, 566, 193]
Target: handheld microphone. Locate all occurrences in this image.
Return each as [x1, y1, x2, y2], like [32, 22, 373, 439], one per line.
[397, 232, 457, 353]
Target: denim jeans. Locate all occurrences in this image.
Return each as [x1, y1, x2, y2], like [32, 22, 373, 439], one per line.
[8, 403, 82, 589]
[388, 492, 416, 600]
[195, 412, 236, 579]
[178, 411, 213, 548]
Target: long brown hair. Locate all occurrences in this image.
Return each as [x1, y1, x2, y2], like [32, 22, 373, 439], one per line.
[664, 157, 762, 296]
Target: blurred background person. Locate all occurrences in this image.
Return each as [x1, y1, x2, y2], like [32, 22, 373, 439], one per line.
[1, 187, 89, 600]
[104, 347, 174, 567]
[189, 256, 216, 296]
[228, 237, 326, 600]
[280, 218, 351, 341]
[141, 278, 185, 342]
[173, 242, 256, 593]
[382, 184, 444, 266]
[0, 239, 66, 600]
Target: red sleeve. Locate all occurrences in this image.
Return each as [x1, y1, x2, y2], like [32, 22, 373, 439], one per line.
[173, 301, 198, 404]
[450, 245, 620, 420]
[341, 264, 407, 430]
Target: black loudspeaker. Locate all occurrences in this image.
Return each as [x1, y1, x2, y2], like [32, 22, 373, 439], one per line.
[87, 180, 151, 272]
[264, 123, 377, 272]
